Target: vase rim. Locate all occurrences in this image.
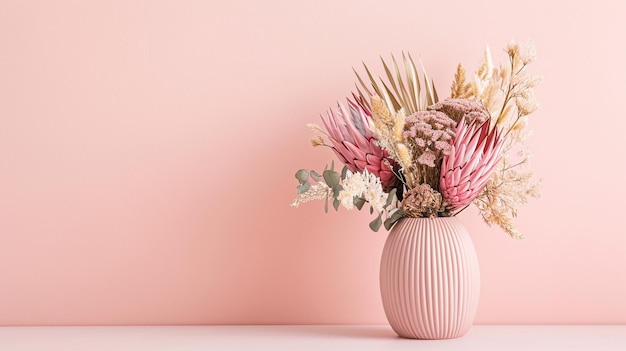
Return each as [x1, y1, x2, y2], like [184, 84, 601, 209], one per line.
[400, 216, 459, 220]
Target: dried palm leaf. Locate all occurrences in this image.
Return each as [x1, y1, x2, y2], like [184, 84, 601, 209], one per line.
[354, 52, 438, 115]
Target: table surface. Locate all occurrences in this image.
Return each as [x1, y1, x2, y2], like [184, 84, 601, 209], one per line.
[1, 325, 625, 351]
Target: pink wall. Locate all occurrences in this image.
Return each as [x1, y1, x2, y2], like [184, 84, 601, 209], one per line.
[1, 0, 625, 325]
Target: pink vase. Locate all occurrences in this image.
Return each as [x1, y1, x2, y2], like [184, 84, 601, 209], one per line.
[380, 217, 480, 339]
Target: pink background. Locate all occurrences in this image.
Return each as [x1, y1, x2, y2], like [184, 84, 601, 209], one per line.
[1, 0, 625, 326]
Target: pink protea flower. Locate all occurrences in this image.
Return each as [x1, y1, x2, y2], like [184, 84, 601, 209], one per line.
[321, 98, 398, 190]
[440, 119, 504, 212]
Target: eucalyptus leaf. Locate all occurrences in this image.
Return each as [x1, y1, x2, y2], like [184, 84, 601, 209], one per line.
[369, 214, 383, 232]
[333, 198, 340, 211]
[331, 184, 343, 198]
[384, 208, 405, 230]
[354, 197, 366, 210]
[324, 195, 329, 213]
[295, 169, 309, 184]
[310, 170, 322, 182]
[369, 206, 374, 215]
[297, 182, 311, 194]
[383, 218, 394, 231]
[323, 169, 341, 188]
[341, 166, 348, 179]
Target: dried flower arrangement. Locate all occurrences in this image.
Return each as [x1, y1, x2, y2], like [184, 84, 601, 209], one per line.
[291, 41, 541, 238]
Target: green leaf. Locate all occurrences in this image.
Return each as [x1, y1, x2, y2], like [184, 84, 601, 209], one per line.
[323, 169, 341, 188]
[324, 195, 329, 213]
[354, 197, 366, 210]
[310, 170, 322, 182]
[341, 166, 349, 179]
[295, 169, 309, 184]
[297, 182, 310, 194]
[369, 214, 383, 232]
[333, 198, 340, 211]
[369, 206, 374, 215]
[384, 209, 405, 230]
[331, 184, 343, 198]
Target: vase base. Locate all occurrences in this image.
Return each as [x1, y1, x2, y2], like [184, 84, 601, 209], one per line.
[392, 329, 471, 340]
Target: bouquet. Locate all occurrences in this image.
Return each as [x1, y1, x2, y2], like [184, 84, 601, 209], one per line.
[291, 41, 541, 238]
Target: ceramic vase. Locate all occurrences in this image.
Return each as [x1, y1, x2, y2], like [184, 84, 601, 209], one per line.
[379, 217, 480, 339]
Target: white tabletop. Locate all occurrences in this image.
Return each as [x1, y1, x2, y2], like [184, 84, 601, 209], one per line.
[1, 325, 625, 351]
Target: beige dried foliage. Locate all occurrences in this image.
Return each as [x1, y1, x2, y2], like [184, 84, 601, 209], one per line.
[455, 40, 542, 238]
[307, 123, 326, 134]
[371, 95, 396, 127]
[474, 158, 540, 239]
[369, 96, 416, 188]
[354, 53, 438, 115]
[450, 64, 472, 99]
[307, 123, 329, 147]
[290, 183, 332, 207]
[310, 135, 325, 147]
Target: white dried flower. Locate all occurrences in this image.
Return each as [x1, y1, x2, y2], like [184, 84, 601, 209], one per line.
[337, 170, 387, 213]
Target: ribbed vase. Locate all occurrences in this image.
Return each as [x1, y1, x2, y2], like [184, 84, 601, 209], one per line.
[379, 217, 480, 339]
